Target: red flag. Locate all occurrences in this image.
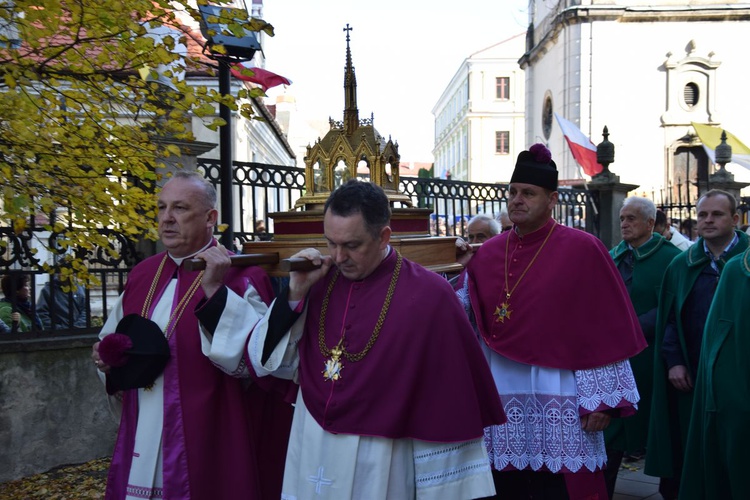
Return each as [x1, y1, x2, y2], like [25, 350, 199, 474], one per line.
[230, 64, 292, 91]
[554, 113, 603, 176]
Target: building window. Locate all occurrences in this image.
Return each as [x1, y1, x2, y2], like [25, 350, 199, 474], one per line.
[684, 82, 699, 107]
[542, 94, 553, 140]
[496, 131, 510, 154]
[496, 77, 510, 100]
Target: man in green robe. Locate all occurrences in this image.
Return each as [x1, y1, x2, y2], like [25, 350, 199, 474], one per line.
[646, 189, 748, 499]
[605, 196, 680, 499]
[680, 245, 750, 499]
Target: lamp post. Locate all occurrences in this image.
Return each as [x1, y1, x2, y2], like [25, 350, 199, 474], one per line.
[199, 4, 261, 249]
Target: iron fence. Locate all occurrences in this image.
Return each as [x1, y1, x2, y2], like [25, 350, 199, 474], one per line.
[646, 180, 750, 235]
[201, 159, 598, 240]
[0, 223, 138, 340]
[199, 159, 306, 244]
[1, 160, 596, 341]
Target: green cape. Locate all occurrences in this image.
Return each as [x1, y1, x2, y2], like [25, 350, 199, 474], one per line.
[680, 247, 750, 498]
[605, 234, 681, 452]
[646, 230, 749, 479]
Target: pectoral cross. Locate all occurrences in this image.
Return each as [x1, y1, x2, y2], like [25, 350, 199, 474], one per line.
[494, 302, 512, 323]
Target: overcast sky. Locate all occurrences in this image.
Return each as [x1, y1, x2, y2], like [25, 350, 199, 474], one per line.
[260, 0, 529, 163]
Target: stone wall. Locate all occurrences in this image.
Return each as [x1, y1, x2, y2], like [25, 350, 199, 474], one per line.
[0, 335, 118, 483]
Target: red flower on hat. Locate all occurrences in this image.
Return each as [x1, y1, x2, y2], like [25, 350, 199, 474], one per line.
[98, 333, 133, 367]
[529, 143, 552, 164]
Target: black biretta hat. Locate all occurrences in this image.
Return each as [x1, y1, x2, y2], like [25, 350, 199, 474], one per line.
[510, 143, 558, 191]
[99, 314, 170, 394]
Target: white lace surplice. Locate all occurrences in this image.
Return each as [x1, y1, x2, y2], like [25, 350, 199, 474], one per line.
[481, 346, 639, 474]
[456, 276, 639, 474]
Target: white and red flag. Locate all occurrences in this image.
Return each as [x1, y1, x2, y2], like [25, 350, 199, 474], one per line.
[554, 113, 603, 176]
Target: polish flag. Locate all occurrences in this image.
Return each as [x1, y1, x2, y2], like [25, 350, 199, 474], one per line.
[230, 64, 292, 92]
[554, 113, 603, 176]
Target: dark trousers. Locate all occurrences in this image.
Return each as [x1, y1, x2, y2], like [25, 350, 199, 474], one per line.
[604, 449, 624, 499]
[658, 476, 679, 500]
[479, 469, 570, 500]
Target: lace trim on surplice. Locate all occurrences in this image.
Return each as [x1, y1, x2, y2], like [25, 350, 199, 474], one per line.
[485, 360, 638, 474]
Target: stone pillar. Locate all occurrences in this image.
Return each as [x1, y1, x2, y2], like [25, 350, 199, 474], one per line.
[587, 172, 639, 250]
[707, 168, 750, 203]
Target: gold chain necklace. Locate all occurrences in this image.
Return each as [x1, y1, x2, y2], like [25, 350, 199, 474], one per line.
[318, 252, 403, 381]
[142, 254, 205, 339]
[495, 222, 556, 323]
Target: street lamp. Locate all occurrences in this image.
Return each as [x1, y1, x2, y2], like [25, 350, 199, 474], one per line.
[198, 4, 261, 248]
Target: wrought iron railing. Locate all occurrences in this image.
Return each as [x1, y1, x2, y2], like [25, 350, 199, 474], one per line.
[0, 224, 139, 340]
[199, 159, 306, 243]
[201, 159, 598, 240]
[1, 160, 597, 341]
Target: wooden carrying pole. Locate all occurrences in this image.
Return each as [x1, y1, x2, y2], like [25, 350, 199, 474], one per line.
[183, 253, 324, 273]
[183, 242, 481, 274]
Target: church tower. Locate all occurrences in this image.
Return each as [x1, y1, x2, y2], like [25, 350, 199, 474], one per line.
[521, 0, 750, 198]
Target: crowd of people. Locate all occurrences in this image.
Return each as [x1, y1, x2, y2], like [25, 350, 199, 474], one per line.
[0, 270, 87, 334]
[45, 146, 744, 499]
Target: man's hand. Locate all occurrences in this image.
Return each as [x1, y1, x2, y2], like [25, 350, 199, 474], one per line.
[668, 365, 693, 392]
[196, 245, 232, 298]
[288, 248, 332, 301]
[92, 341, 111, 373]
[455, 237, 474, 267]
[580, 412, 611, 432]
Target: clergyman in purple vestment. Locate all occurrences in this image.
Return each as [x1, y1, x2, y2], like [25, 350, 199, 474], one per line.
[92, 171, 293, 500]
[248, 180, 506, 499]
[457, 144, 646, 500]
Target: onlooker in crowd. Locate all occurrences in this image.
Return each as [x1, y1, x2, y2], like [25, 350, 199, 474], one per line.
[497, 208, 513, 232]
[466, 214, 500, 244]
[254, 218, 271, 241]
[0, 274, 42, 333]
[646, 189, 749, 499]
[247, 180, 506, 499]
[91, 171, 293, 500]
[654, 210, 693, 251]
[457, 144, 645, 498]
[679, 218, 697, 241]
[36, 275, 87, 330]
[604, 197, 680, 498]
[679, 244, 750, 498]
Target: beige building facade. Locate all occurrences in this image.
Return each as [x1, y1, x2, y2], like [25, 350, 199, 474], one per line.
[432, 33, 526, 184]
